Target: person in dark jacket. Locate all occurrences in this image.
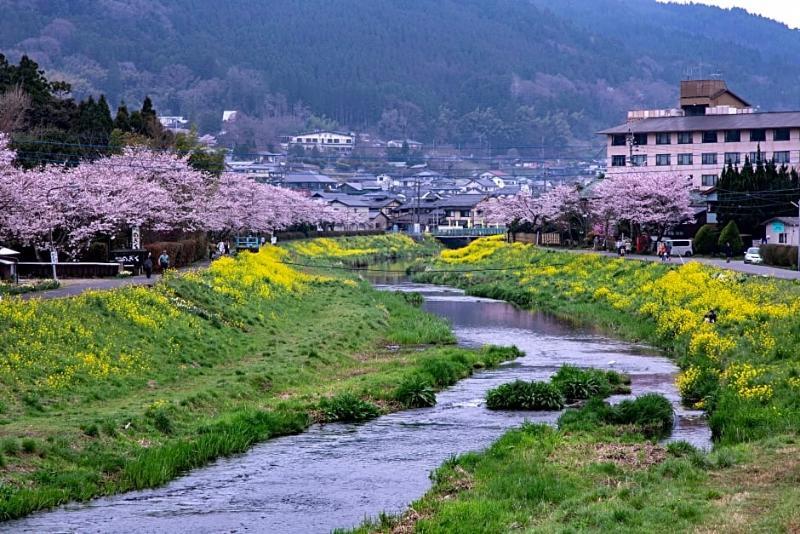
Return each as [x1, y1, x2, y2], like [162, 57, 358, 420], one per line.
[143, 253, 154, 279]
[724, 242, 733, 263]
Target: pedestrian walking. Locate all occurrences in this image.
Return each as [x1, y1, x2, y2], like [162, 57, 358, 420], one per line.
[666, 241, 673, 262]
[270, 234, 278, 246]
[208, 244, 215, 260]
[158, 250, 170, 272]
[657, 242, 666, 262]
[724, 241, 733, 263]
[224, 241, 230, 255]
[143, 253, 153, 279]
[704, 309, 717, 324]
[217, 240, 225, 256]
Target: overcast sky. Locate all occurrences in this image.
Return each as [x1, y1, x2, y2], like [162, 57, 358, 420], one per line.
[660, 0, 800, 29]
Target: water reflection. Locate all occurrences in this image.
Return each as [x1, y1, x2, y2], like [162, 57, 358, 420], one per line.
[5, 280, 710, 534]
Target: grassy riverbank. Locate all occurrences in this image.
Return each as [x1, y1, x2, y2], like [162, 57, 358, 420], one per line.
[375, 236, 800, 532]
[353, 425, 799, 533]
[417, 236, 800, 445]
[0, 236, 517, 520]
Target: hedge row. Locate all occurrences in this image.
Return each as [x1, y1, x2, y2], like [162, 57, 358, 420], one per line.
[760, 243, 799, 268]
[144, 236, 209, 268]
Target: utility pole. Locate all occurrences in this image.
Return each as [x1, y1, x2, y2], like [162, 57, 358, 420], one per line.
[793, 200, 800, 271]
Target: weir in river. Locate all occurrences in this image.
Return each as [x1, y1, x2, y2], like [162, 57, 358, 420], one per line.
[5, 279, 710, 534]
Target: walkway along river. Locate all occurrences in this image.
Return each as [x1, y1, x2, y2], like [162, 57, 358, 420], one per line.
[5, 279, 711, 533]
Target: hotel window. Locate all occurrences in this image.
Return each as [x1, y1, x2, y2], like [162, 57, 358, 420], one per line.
[724, 152, 741, 165]
[750, 151, 764, 163]
[749, 129, 766, 142]
[633, 133, 648, 146]
[655, 154, 671, 166]
[677, 131, 693, 144]
[611, 155, 626, 167]
[774, 128, 791, 141]
[702, 131, 718, 143]
[702, 153, 718, 165]
[677, 153, 693, 165]
[701, 174, 718, 187]
[724, 130, 740, 142]
[631, 154, 647, 166]
[611, 134, 627, 146]
[655, 132, 671, 145]
[774, 151, 791, 164]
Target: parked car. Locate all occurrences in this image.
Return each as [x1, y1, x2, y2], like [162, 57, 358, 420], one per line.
[655, 238, 694, 257]
[743, 247, 763, 264]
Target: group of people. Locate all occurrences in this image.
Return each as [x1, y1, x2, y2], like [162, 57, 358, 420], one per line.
[142, 250, 170, 279]
[656, 241, 673, 262]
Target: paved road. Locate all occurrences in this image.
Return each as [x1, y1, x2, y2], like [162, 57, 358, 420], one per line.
[18, 260, 211, 300]
[554, 248, 800, 280]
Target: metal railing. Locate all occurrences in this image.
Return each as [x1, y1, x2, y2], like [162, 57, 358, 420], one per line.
[432, 227, 507, 237]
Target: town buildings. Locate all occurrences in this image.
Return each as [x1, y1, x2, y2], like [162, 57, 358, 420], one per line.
[599, 80, 800, 190]
[289, 130, 355, 153]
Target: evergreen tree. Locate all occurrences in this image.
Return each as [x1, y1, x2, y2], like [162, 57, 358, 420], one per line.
[114, 102, 131, 132]
[718, 220, 744, 254]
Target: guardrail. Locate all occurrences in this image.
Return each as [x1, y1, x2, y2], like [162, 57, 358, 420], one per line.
[432, 227, 507, 237]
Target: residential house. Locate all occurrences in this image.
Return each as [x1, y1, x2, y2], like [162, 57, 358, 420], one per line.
[763, 217, 800, 245]
[436, 194, 488, 228]
[599, 79, 800, 190]
[461, 178, 497, 194]
[387, 139, 424, 151]
[479, 170, 518, 188]
[159, 116, 189, 133]
[282, 172, 338, 191]
[289, 130, 355, 153]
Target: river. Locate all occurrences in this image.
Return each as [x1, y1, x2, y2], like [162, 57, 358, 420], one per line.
[4, 279, 710, 533]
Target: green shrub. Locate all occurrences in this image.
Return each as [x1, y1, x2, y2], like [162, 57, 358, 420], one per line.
[693, 224, 720, 255]
[2, 438, 19, 456]
[486, 380, 565, 411]
[717, 221, 744, 255]
[320, 393, 381, 422]
[394, 375, 436, 408]
[20, 438, 36, 454]
[613, 393, 674, 436]
[558, 394, 673, 437]
[557, 397, 614, 432]
[678, 367, 720, 407]
[550, 365, 631, 402]
[82, 424, 99, 437]
[152, 411, 173, 435]
[419, 357, 470, 387]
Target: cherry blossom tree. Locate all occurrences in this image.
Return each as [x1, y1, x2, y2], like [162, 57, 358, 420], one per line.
[590, 172, 695, 241]
[480, 192, 549, 228]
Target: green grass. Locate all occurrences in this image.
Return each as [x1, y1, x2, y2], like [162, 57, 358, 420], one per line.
[349, 426, 800, 533]
[0, 236, 511, 521]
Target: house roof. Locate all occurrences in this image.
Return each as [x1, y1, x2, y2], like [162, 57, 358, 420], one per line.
[763, 216, 800, 226]
[283, 173, 337, 184]
[294, 130, 353, 138]
[598, 111, 800, 135]
[435, 194, 487, 209]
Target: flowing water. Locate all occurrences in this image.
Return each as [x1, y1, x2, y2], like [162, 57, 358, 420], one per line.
[5, 278, 710, 534]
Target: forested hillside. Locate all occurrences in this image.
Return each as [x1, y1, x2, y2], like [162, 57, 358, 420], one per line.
[1, 0, 799, 148]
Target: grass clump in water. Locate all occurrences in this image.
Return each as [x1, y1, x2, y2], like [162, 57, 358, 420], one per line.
[319, 393, 381, 423]
[559, 393, 674, 438]
[551, 365, 630, 402]
[486, 380, 565, 411]
[394, 375, 436, 408]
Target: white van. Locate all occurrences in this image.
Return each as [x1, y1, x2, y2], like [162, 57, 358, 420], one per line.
[662, 238, 694, 257]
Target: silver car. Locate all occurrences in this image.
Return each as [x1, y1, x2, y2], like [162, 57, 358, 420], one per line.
[743, 247, 763, 264]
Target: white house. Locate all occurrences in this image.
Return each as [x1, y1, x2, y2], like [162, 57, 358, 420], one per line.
[289, 130, 355, 153]
[763, 217, 800, 246]
[387, 139, 423, 151]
